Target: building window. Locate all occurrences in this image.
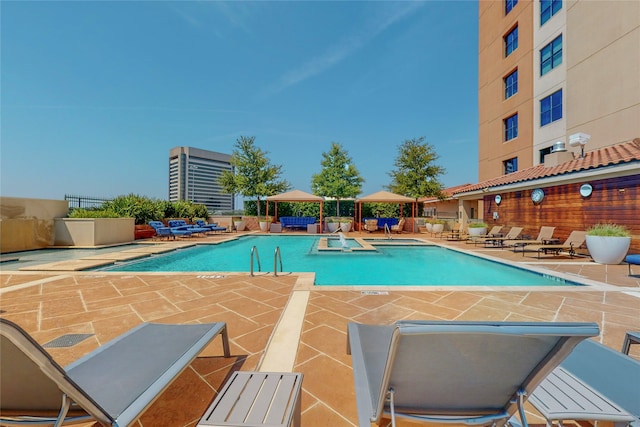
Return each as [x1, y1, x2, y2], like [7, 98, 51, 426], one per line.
[540, 89, 563, 126]
[504, 69, 518, 99]
[506, 0, 518, 14]
[504, 113, 518, 141]
[541, 0, 562, 25]
[539, 146, 553, 164]
[504, 157, 518, 174]
[504, 26, 518, 57]
[540, 34, 562, 75]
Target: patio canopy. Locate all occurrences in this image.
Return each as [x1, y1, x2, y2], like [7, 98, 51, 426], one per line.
[354, 190, 417, 232]
[265, 190, 324, 232]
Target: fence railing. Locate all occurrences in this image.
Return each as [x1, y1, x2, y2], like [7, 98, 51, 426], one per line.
[65, 194, 112, 210]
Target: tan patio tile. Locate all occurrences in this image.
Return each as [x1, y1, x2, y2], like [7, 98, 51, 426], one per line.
[40, 304, 136, 330]
[220, 296, 281, 319]
[302, 324, 351, 367]
[301, 401, 355, 427]
[305, 306, 350, 330]
[297, 354, 358, 424]
[138, 364, 216, 427]
[295, 341, 322, 366]
[352, 301, 415, 324]
[308, 294, 368, 318]
[430, 291, 484, 311]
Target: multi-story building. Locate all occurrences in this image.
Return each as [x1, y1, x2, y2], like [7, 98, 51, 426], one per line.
[168, 147, 234, 213]
[478, 0, 640, 181]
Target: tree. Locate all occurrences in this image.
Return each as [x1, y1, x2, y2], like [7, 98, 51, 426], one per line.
[387, 137, 445, 199]
[311, 142, 364, 216]
[219, 136, 290, 217]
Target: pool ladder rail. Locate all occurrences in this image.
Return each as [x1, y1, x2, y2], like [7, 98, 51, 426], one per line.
[250, 245, 283, 277]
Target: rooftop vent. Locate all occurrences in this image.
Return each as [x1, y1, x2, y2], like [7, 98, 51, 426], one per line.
[551, 141, 567, 153]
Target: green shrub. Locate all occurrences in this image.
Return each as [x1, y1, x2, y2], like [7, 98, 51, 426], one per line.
[68, 208, 120, 218]
[587, 223, 630, 237]
[468, 222, 488, 228]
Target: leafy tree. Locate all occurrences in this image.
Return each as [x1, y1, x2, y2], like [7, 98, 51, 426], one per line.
[219, 136, 290, 217]
[311, 142, 364, 216]
[387, 137, 445, 199]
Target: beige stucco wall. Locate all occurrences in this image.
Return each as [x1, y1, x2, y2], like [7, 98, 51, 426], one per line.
[0, 197, 69, 253]
[566, 0, 640, 149]
[478, 0, 535, 181]
[54, 218, 135, 246]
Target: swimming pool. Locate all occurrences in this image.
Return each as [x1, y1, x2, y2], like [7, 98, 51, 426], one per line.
[102, 236, 577, 287]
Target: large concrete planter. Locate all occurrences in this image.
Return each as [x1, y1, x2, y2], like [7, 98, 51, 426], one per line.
[468, 227, 487, 237]
[54, 218, 134, 246]
[432, 223, 444, 235]
[585, 235, 631, 264]
[234, 220, 246, 231]
[340, 222, 352, 233]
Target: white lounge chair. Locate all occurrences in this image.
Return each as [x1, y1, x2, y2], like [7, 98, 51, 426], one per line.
[0, 318, 231, 426]
[347, 320, 598, 427]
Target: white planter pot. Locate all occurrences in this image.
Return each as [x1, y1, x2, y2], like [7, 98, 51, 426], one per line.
[425, 223, 433, 233]
[586, 235, 631, 264]
[432, 224, 444, 234]
[340, 222, 351, 232]
[259, 221, 269, 232]
[327, 222, 340, 233]
[234, 220, 246, 231]
[468, 227, 487, 237]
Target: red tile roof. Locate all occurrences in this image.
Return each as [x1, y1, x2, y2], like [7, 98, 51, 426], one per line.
[454, 138, 640, 195]
[419, 183, 473, 202]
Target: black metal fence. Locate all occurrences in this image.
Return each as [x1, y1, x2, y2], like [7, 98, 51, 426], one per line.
[64, 194, 112, 210]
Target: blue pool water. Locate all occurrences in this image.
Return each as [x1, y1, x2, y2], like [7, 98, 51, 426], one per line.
[102, 236, 576, 287]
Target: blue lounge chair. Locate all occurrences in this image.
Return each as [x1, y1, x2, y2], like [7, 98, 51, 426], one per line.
[0, 318, 231, 427]
[168, 220, 209, 236]
[347, 320, 599, 427]
[195, 219, 227, 233]
[149, 221, 191, 239]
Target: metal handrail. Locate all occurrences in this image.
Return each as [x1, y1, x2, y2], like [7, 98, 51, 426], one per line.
[384, 223, 392, 240]
[274, 246, 283, 277]
[250, 246, 261, 276]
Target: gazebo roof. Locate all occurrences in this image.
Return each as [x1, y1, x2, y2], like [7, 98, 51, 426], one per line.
[266, 189, 323, 202]
[355, 190, 415, 203]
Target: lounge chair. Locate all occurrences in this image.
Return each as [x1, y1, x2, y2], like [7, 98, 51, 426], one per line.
[347, 320, 598, 427]
[626, 254, 640, 275]
[467, 225, 503, 244]
[481, 227, 524, 248]
[0, 318, 231, 426]
[149, 220, 192, 239]
[503, 226, 555, 252]
[168, 219, 210, 236]
[390, 218, 406, 233]
[364, 219, 378, 232]
[443, 223, 463, 240]
[522, 230, 587, 259]
[195, 219, 227, 233]
[528, 337, 640, 427]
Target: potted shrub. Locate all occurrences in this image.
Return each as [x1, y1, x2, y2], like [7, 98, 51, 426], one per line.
[425, 220, 434, 234]
[468, 222, 488, 237]
[258, 216, 271, 232]
[339, 217, 352, 233]
[327, 218, 340, 233]
[431, 219, 446, 235]
[586, 223, 631, 264]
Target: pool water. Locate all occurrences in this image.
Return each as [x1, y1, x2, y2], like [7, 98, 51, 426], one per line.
[103, 236, 576, 287]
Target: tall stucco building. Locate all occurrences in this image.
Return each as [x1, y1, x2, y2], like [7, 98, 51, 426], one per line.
[478, 0, 640, 181]
[168, 147, 234, 213]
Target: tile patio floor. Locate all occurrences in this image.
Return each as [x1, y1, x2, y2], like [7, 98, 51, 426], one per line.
[1, 231, 639, 426]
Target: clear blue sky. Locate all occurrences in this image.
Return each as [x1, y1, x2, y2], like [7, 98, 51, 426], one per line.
[1, 1, 478, 201]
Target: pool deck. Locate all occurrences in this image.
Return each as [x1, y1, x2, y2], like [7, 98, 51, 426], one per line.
[1, 229, 639, 427]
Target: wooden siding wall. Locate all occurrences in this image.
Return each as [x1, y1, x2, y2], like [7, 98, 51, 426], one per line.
[483, 174, 640, 254]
